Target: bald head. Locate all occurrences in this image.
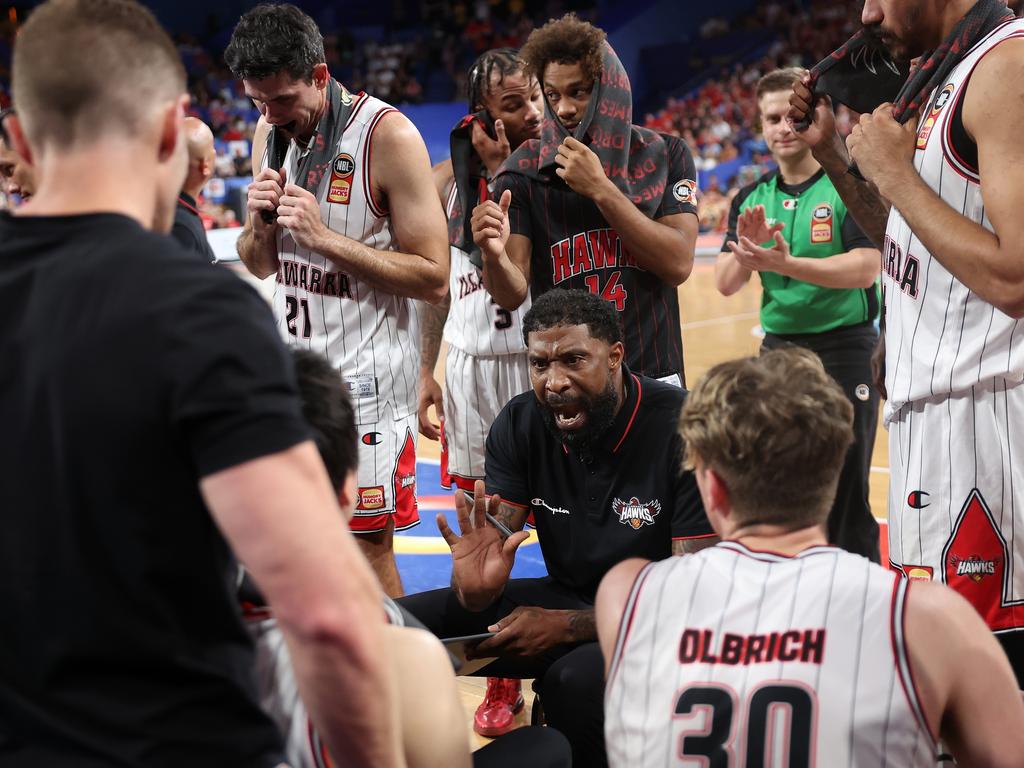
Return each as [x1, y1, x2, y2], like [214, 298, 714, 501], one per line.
[181, 116, 216, 198]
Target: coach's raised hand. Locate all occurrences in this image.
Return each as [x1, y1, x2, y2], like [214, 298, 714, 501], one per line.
[437, 479, 529, 611]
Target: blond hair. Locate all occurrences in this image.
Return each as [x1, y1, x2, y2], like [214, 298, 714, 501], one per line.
[13, 0, 185, 150]
[679, 347, 854, 528]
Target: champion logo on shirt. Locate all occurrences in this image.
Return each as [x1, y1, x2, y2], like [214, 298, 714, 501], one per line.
[612, 497, 661, 529]
[531, 497, 571, 515]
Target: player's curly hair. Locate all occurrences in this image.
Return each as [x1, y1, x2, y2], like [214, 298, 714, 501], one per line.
[679, 347, 854, 529]
[522, 288, 623, 347]
[518, 13, 606, 86]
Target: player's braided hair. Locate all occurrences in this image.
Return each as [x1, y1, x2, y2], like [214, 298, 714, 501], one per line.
[291, 349, 357, 493]
[467, 48, 524, 112]
[519, 13, 606, 86]
[522, 289, 623, 346]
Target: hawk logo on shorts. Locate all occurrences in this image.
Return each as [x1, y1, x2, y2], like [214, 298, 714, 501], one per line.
[948, 554, 999, 582]
[327, 153, 356, 205]
[357, 486, 386, 510]
[672, 179, 696, 204]
[613, 497, 661, 529]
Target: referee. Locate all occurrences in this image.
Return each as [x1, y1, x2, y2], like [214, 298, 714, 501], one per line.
[399, 289, 714, 768]
[716, 68, 882, 561]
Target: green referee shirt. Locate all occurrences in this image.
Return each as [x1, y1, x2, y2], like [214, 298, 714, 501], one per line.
[723, 169, 879, 335]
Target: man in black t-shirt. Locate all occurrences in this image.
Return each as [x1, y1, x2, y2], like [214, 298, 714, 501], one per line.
[171, 116, 217, 263]
[471, 15, 700, 384]
[0, 2, 397, 766]
[399, 289, 714, 767]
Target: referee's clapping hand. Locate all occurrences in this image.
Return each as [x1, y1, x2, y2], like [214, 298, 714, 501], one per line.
[438, 480, 529, 612]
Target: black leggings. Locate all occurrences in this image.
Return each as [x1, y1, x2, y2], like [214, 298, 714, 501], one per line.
[398, 577, 606, 768]
[473, 726, 572, 768]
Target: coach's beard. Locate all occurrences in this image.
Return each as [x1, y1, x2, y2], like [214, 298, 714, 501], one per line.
[538, 379, 619, 456]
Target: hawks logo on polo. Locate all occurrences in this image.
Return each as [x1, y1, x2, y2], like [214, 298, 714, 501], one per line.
[613, 497, 661, 529]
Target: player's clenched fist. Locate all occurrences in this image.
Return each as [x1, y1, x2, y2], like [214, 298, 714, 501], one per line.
[471, 189, 512, 261]
[278, 183, 328, 252]
[247, 166, 287, 233]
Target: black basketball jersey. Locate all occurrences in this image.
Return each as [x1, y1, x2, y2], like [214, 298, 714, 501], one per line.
[495, 134, 698, 381]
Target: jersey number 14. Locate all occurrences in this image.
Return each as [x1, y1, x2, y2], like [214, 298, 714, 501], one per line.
[584, 270, 628, 312]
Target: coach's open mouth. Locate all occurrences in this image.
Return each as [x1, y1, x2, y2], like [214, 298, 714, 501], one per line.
[553, 404, 585, 430]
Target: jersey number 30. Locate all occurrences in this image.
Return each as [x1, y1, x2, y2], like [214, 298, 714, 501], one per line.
[675, 683, 815, 767]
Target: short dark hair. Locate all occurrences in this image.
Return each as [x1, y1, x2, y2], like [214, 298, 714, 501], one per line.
[225, 3, 325, 83]
[523, 289, 623, 346]
[292, 349, 357, 492]
[679, 347, 854, 528]
[519, 13, 606, 86]
[13, 0, 185, 149]
[467, 48, 524, 111]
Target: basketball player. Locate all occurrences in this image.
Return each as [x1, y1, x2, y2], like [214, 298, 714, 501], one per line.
[0, 107, 36, 207]
[788, 0, 1024, 682]
[0, 0, 397, 764]
[417, 48, 543, 739]
[717, 68, 881, 561]
[227, 3, 449, 597]
[597, 348, 1024, 766]
[171, 116, 216, 262]
[471, 14, 699, 385]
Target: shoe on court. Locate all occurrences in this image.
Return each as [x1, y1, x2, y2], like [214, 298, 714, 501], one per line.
[474, 677, 524, 737]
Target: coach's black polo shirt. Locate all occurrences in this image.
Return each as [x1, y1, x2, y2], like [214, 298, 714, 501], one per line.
[172, 192, 216, 263]
[485, 368, 712, 601]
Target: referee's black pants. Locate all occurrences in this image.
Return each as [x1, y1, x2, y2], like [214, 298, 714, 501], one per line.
[398, 577, 604, 768]
[763, 322, 881, 562]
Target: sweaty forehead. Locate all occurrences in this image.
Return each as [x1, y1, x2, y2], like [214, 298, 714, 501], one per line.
[486, 70, 535, 101]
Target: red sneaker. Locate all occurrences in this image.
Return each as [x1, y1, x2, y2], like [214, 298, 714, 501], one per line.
[473, 677, 524, 737]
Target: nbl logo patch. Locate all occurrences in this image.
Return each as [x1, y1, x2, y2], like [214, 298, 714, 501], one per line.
[810, 203, 833, 244]
[917, 82, 954, 150]
[613, 497, 661, 529]
[327, 153, 356, 205]
[672, 179, 696, 204]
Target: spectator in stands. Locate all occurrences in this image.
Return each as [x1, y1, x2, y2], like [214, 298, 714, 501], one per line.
[0, 107, 36, 208]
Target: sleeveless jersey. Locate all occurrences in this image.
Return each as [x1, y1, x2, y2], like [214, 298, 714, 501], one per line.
[441, 181, 530, 357]
[605, 542, 936, 767]
[272, 93, 419, 425]
[883, 19, 1024, 410]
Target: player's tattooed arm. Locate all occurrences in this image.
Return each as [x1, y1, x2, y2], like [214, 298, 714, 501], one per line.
[823, 166, 891, 248]
[418, 295, 450, 372]
[672, 536, 719, 556]
[492, 500, 529, 534]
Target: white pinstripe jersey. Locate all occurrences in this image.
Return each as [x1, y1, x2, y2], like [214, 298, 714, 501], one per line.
[442, 181, 530, 357]
[883, 19, 1024, 411]
[273, 92, 419, 424]
[605, 542, 936, 767]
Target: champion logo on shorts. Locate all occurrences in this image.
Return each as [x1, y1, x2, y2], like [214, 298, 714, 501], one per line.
[907, 490, 930, 509]
[613, 497, 661, 529]
[361, 431, 383, 445]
